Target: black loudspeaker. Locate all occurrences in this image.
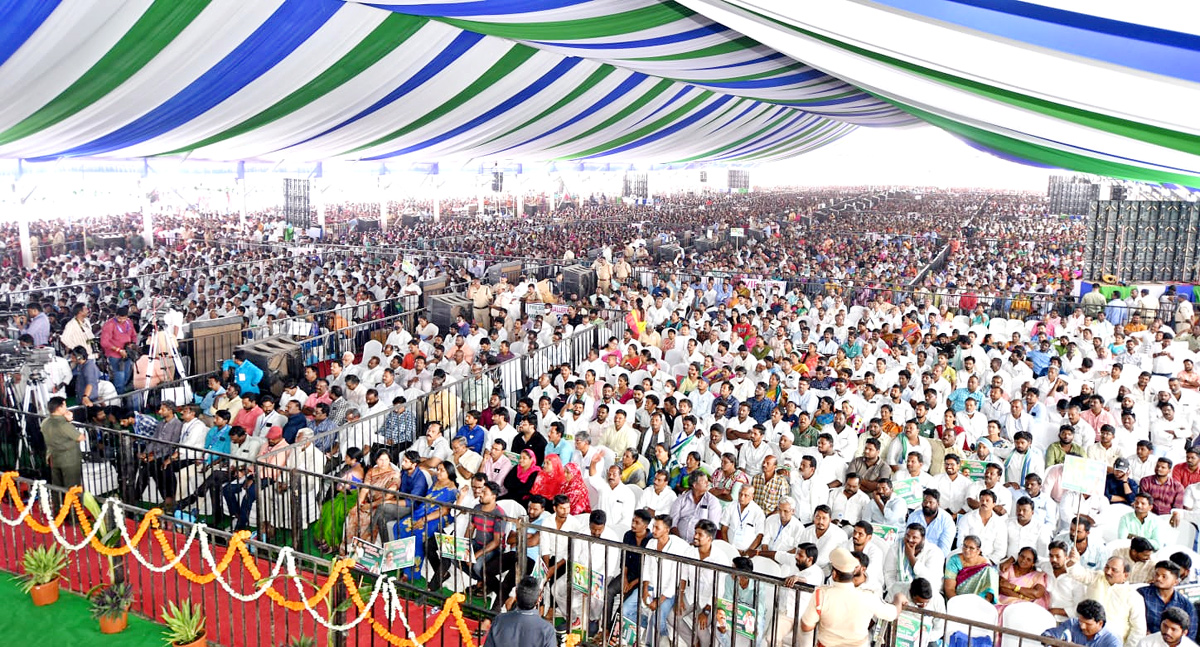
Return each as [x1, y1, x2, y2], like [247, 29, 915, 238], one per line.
[655, 245, 681, 262]
[748, 228, 766, 241]
[1048, 176, 1100, 215]
[562, 266, 596, 299]
[355, 219, 380, 232]
[429, 293, 473, 331]
[485, 261, 522, 284]
[283, 178, 311, 229]
[1084, 200, 1200, 283]
[492, 172, 504, 192]
[524, 204, 538, 216]
[236, 335, 304, 398]
[728, 170, 750, 191]
[1110, 185, 1128, 201]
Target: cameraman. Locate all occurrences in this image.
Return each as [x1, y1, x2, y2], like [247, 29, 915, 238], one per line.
[100, 306, 137, 394]
[17, 303, 50, 347]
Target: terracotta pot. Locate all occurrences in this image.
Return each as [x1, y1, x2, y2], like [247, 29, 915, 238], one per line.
[99, 612, 128, 634]
[30, 579, 60, 606]
[174, 633, 207, 647]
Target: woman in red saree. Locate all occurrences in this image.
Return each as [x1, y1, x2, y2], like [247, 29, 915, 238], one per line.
[528, 454, 592, 514]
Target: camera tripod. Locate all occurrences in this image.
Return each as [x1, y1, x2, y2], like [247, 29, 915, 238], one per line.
[0, 369, 50, 473]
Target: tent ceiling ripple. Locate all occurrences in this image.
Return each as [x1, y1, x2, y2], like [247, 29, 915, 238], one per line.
[0, 0, 1195, 183]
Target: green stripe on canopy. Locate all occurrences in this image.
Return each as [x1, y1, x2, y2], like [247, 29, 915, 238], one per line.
[0, 0, 211, 147]
[162, 13, 429, 156]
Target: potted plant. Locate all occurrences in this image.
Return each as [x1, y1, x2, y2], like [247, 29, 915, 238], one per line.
[161, 600, 206, 647]
[15, 544, 69, 606]
[90, 581, 134, 634]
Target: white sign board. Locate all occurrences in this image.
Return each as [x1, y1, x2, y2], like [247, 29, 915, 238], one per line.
[1062, 455, 1107, 495]
[730, 227, 745, 238]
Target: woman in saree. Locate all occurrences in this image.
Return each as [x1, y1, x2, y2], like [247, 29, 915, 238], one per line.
[646, 443, 674, 484]
[943, 535, 999, 603]
[314, 447, 364, 554]
[620, 449, 647, 487]
[560, 462, 592, 514]
[700, 356, 729, 385]
[997, 547, 1049, 610]
[620, 344, 645, 372]
[344, 448, 401, 545]
[502, 449, 541, 506]
[763, 372, 786, 405]
[530, 452, 566, 500]
[813, 396, 836, 428]
[395, 461, 458, 581]
[625, 298, 647, 340]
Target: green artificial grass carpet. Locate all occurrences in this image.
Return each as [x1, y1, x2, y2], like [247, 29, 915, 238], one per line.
[0, 578, 165, 646]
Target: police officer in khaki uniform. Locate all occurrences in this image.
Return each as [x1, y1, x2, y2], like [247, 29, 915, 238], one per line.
[614, 255, 632, 289]
[593, 257, 613, 295]
[468, 277, 493, 328]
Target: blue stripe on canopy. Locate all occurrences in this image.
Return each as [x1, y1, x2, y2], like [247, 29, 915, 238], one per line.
[43, 0, 343, 159]
[362, 57, 584, 159]
[0, 0, 60, 68]
[874, 0, 1200, 82]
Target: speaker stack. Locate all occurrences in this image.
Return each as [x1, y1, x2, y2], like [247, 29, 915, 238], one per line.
[485, 261, 523, 285]
[236, 334, 304, 397]
[655, 245, 682, 262]
[283, 179, 312, 229]
[562, 266, 597, 299]
[429, 293, 473, 331]
[1047, 176, 1100, 215]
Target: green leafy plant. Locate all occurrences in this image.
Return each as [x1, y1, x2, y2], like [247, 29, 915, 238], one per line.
[161, 600, 205, 646]
[15, 544, 69, 593]
[89, 581, 135, 620]
[83, 492, 125, 580]
[281, 638, 317, 647]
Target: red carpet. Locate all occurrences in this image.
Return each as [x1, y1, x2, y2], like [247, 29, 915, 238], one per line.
[0, 503, 482, 647]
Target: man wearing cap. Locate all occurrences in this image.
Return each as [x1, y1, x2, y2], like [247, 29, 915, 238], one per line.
[800, 546, 906, 647]
[1107, 458, 1140, 504]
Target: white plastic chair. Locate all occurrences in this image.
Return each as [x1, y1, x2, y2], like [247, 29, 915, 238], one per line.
[1100, 504, 1134, 543]
[1159, 517, 1198, 550]
[944, 593, 998, 643]
[1000, 602, 1055, 647]
[664, 349, 686, 366]
[988, 318, 1008, 335]
[711, 539, 741, 562]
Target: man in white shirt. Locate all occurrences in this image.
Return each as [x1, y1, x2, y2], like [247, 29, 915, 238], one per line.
[956, 489, 1009, 562]
[797, 506, 847, 577]
[412, 422, 452, 468]
[1007, 495, 1053, 559]
[930, 455, 973, 516]
[638, 470, 677, 516]
[883, 523, 946, 600]
[793, 456, 830, 524]
[829, 473, 871, 526]
[755, 497, 805, 564]
[720, 484, 766, 554]
[590, 465, 637, 532]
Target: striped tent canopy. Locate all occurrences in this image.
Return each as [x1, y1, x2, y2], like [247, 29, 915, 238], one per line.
[0, 0, 1196, 184]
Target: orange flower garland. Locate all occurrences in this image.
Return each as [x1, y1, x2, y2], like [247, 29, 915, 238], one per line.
[0, 472, 478, 647]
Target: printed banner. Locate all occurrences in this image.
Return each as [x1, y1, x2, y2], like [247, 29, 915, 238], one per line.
[350, 537, 384, 575]
[382, 537, 416, 572]
[436, 533, 473, 562]
[893, 477, 923, 508]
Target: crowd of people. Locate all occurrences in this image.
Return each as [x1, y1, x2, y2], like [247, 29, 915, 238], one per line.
[7, 186, 1200, 647]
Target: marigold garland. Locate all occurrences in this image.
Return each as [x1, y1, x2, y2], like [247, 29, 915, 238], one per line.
[0, 472, 479, 647]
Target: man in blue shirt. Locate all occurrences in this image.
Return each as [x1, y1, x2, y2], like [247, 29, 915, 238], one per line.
[905, 489, 956, 555]
[222, 351, 263, 395]
[456, 410, 487, 455]
[1027, 339, 1054, 378]
[371, 450, 428, 541]
[947, 375, 985, 412]
[1043, 600, 1120, 647]
[1139, 560, 1198, 641]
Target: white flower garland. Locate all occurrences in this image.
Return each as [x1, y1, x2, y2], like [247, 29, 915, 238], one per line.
[1, 480, 426, 642]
